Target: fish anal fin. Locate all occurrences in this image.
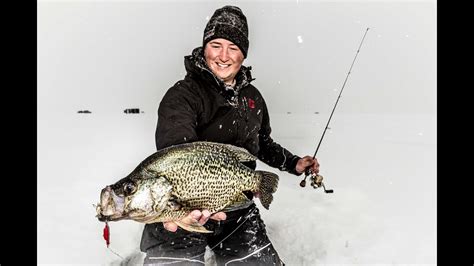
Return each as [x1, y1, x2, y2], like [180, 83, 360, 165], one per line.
[174, 220, 213, 233]
[222, 192, 253, 212]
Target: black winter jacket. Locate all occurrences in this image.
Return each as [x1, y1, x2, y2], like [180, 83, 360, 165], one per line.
[155, 47, 301, 175]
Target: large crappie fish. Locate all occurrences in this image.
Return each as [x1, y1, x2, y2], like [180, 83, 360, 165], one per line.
[96, 141, 279, 233]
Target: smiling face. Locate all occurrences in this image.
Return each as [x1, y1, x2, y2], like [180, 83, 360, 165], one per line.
[204, 38, 245, 85]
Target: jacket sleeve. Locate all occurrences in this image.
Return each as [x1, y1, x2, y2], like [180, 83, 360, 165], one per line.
[155, 82, 200, 150]
[257, 99, 302, 176]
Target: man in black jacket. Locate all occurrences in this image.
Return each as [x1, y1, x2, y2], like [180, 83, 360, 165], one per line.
[140, 5, 320, 265]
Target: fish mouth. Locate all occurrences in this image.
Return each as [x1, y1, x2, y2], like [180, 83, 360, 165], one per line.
[96, 212, 125, 222]
[96, 211, 111, 222]
[96, 186, 126, 221]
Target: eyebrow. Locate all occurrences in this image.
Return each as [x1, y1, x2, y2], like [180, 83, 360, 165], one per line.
[209, 41, 238, 47]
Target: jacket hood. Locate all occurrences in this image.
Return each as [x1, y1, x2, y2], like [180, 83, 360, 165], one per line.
[184, 47, 254, 101]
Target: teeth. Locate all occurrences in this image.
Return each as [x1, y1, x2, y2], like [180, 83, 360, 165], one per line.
[217, 63, 230, 68]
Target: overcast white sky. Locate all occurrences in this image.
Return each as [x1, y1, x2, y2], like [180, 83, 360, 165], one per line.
[38, 1, 436, 265]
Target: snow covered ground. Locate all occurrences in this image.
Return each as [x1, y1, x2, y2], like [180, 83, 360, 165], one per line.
[38, 1, 436, 265]
[37, 112, 436, 265]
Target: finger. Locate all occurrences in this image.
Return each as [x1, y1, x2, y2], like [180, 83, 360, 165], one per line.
[210, 212, 227, 221]
[199, 210, 211, 225]
[304, 158, 315, 169]
[313, 160, 320, 174]
[312, 167, 320, 174]
[190, 210, 202, 220]
[179, 210, 201, 226]
[163, 222, 178, 232]
[306, 156, 316, 166]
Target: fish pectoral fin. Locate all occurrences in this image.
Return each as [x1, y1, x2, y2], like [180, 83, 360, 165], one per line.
[174, 220, 213, 234]
[167, 198, 182, 211]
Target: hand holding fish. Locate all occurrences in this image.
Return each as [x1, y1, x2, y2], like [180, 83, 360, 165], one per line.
[295, 156, 320, 175]
[163, 210, 227, 232]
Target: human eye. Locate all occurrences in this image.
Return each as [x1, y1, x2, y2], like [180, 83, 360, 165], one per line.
[210, 43, 221, 49]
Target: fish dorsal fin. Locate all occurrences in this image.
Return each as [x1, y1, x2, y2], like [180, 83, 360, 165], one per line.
[222, 144, 256, 162]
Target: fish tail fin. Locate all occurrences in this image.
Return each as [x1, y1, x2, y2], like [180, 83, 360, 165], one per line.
[255, 171, 279, 210]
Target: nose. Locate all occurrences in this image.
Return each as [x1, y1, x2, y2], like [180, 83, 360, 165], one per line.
[219, 48, 229, 62]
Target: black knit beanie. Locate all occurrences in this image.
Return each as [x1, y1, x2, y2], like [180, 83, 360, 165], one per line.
[203, 5, 249, 58]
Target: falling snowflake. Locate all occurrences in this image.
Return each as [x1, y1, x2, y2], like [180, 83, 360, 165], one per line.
[297, 36, 303, 43]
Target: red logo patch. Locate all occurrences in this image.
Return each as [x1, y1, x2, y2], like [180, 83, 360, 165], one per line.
[248, 98, 255, 109]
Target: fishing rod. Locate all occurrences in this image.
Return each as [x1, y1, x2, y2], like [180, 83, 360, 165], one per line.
[300, 27, 370, 193]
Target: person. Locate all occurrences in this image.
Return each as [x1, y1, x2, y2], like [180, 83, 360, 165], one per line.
[140, 5, 320, 265]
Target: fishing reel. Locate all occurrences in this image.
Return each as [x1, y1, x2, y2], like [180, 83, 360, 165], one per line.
[299, 170, 334, 193]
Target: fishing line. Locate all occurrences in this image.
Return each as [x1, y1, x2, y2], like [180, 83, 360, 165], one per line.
[300, 27, 370, 192]
[189, 206, 257, 260]
[148, 256, 205, 264]
[107, 247, 125, 260]
[224, 243, 271, 266]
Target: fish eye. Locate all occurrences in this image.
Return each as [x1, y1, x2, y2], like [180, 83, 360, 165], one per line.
[123, 182, 136, 196]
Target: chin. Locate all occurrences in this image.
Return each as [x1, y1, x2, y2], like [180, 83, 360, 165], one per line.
[217, 74, 233, 82]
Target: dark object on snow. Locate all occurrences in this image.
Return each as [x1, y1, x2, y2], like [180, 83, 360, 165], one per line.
[124, 108, 140, 114]
[77, 110, 91, 113]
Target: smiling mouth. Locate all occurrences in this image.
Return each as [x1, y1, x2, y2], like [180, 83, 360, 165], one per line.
[216, 62, 231, 69]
